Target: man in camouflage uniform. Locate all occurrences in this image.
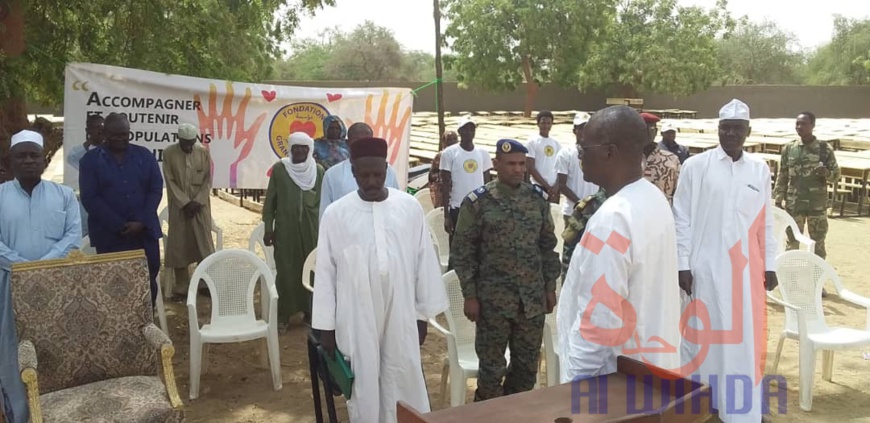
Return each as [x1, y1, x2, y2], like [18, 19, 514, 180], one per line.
[451, 139, 561, 402]
[774, 112, 840, 259]
[561, 189, 607, 276]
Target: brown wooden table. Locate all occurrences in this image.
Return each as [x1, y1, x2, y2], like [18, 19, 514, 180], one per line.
[398, 357, 711, 423]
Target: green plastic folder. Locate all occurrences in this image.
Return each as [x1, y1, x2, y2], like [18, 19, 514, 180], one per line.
[320, 347, 354, 400]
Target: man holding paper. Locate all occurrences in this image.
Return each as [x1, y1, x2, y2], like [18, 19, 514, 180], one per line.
[311, 137, 448, 423]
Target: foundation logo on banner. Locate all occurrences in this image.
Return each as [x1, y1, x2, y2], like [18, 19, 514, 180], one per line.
[269, 102, 331, 158]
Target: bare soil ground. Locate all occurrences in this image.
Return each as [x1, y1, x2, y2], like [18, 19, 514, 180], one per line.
[164, 195, 870, 422]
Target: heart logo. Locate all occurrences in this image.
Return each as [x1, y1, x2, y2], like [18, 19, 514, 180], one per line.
[327, 93, 342, 102]
[266, 167, 274, 177]
[262, 90, 276, 102]
[289, 120, 317, 138]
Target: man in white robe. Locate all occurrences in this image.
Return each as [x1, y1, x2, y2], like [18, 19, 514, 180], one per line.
[312, 137, 448, 423]
[673, 99, 778, 423]
[0, 130, 81, 423]
[557, 106, 681, 382]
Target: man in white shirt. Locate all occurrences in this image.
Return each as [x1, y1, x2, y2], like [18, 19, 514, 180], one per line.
[526, 110, 561, 203]
[1, 130, 82, 423]
[319, 122, 400, 218]
[312, 137, 448, 423]
[440, 116, 493, 245]
[673, 99, 778, 423]
[554, 112, 599, 226]
[557, 106, 681, 383]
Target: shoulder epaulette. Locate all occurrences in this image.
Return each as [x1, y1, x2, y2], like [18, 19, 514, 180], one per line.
[464, 185, 489, 204]
[532, 184, 548, 201]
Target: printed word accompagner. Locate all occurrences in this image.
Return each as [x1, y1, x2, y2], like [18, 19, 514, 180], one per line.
[86, 92, 201, 111]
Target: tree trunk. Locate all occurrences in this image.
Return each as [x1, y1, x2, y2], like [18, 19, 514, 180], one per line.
[0, 0, 28, 182]
[433, 0, 446, 148]
[521, 55, 538, 118]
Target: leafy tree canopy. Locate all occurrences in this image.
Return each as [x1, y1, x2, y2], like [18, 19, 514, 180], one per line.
[716, 17, 805, 85]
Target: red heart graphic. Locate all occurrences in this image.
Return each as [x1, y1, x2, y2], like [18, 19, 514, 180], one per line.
[327, 93, 342, 102]
[266, 167, 274, 177]
[262, 90, 276, 102]
[289, 120, 317, 138]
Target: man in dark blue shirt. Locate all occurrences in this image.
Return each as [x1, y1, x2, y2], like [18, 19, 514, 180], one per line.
[80, 113, 163, 304]
[658, 122, 689, 164]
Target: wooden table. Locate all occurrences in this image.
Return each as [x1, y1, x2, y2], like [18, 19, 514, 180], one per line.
[835, 155, 870, 215]
[398, 357, 711, 423]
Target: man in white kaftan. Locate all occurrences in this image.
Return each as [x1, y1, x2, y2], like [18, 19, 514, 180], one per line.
[311, 137, 448, 423]
[0, 131, 82, 423]
[557, 106, 681, 382]
[673, 99, 777, 423]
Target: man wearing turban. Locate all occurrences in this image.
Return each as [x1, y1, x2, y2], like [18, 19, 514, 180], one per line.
[263, 132, 324, 325]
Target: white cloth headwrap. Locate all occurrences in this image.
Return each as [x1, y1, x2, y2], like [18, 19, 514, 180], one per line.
[281, 132, 317, 191]
[10, 130, 43, 148]
[719, 99, 750, 121]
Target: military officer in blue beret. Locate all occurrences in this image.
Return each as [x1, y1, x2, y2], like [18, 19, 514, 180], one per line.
[451, 138, 561, 401]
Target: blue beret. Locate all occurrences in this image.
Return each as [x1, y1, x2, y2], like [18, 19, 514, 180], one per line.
[496, 139, 528, 154]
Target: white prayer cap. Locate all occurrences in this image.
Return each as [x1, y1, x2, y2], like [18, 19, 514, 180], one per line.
[719, 99, 750, 121]
[573, 112, 591, 126]
[288, 131, 314, 147]
[660, 122, 677, 133]
[10, 130, 43, 148]
[177, 123, 198, 140]
[456, 115, 476, 131]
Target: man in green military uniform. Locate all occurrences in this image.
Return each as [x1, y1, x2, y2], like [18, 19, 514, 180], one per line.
[561, 189, 607, 275]
[451, 138, 561, 402]
[774, 111, 840, 260]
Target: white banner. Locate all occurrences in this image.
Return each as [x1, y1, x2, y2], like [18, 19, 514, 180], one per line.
[62, 63, 414, 190]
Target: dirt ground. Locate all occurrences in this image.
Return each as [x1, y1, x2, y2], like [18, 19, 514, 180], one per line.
[156, 195, 869, 423]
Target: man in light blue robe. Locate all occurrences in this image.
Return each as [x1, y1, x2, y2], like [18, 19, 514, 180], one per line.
[318, 122, 400, 218]
[0, 130, 82, 423]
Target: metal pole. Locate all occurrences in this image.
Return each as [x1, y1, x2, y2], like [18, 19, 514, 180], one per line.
[433, 0, 446, 148]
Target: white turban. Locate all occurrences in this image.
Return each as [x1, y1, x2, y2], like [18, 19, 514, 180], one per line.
[280, 132, 317, 191]
[178, 123, 198, 140]
[719, 99, 750, 121]
[10, 130, 43, 148]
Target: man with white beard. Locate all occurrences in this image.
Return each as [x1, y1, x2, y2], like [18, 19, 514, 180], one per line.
[312, 137, 448, 423]
[673, 99, 778, 423]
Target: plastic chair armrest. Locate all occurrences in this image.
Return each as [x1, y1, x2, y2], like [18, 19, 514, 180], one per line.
[428, 318, 451, 337]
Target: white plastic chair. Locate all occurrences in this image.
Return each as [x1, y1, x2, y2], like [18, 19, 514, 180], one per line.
[248, 222, 277, 275]
[425, 208, 450, 273]
[766, 250, 870, 411]
[429, 271, 510, 407]
[154, 270, 169, 336]
[186, 249, 282, 400]
[302, 248, 316, 293]
[550, 203, 565, 255]
[158, 206, 223, 297]
[773, 207, 816, 257]
[414, 188, 435, 215]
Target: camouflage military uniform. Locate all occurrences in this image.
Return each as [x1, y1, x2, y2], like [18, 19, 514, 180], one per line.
[561, 188, 608, 276]
[451, 180, 561, 401]
[774, 138, 841, 258]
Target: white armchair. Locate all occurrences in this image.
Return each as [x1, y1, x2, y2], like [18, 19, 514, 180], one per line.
[425, 208, 450, 273]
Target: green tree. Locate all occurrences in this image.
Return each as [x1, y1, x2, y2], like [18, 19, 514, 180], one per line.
[716, 18, 805, 85]
[443, 0, 616, 117]
[0, 0, 333, 179]
[578, 0, 732, 97]
[326, 21, 405, 81]
[273, 22, 455, 82]
[805, 16, 870, 85]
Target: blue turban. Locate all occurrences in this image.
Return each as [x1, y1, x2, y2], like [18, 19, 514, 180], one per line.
[323, 115, 347, 140]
